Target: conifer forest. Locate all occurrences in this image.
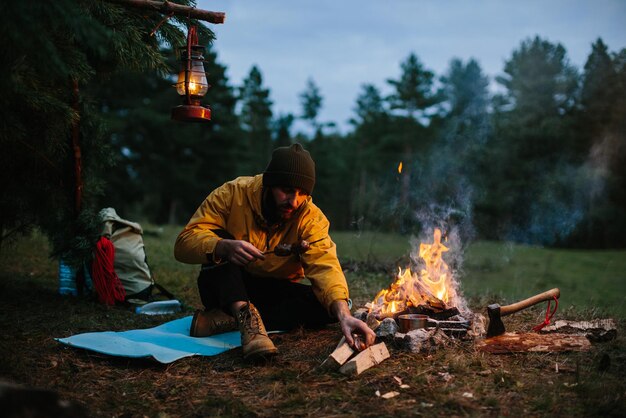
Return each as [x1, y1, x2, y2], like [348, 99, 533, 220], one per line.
[1, 0, 625, 265]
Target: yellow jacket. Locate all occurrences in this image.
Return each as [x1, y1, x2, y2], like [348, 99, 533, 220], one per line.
[174, 175, 349, 312]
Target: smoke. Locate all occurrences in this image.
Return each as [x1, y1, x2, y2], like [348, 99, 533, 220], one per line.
[503, 132, 618, 246]
[408, 201, 474, 316]
[503, 162, 588, 245]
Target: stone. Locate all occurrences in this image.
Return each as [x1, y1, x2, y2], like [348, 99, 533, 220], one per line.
[352, 307, 369, 321]
[376, 317, 399, 338]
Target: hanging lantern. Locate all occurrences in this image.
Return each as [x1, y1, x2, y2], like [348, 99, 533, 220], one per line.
[171, 26, 211, 122]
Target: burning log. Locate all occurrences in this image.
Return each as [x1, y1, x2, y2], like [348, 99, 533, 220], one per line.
[339, 342, 390, 376]
[408, 304, 460, 320]
[367, 228, 469, 322]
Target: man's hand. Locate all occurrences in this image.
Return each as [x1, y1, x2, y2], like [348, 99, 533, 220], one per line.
[331, 300, 376, 350]
[215, 239, 265, 266]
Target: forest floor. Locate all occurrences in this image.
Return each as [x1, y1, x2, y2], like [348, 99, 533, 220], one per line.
[0, 227, 624, 417]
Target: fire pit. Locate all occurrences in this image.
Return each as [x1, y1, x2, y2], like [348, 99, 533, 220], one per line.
[361, 227, 475, 336]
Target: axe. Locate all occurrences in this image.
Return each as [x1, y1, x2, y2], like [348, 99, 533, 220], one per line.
[486, 288, 560, 338]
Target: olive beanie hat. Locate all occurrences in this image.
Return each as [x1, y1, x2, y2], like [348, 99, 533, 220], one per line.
[263, 143, 316, 195]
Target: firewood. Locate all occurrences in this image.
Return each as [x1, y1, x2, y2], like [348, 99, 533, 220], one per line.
[539, 319, 616, 342]
[339, 342, 390, 376]
[320, 338, 355, 369]
[476, 332, 592, 354]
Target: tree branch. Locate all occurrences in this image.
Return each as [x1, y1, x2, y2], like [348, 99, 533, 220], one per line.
[105, 0, 226, 24]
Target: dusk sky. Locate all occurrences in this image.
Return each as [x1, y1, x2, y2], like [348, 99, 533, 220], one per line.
[199, 1, 626, 132]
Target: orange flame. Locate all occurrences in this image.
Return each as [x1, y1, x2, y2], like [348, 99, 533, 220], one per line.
[398, 161, 403, 174]
[369, 228, 457, 317]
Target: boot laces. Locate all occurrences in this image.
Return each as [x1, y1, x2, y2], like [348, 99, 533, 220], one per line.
[239, 305, 263, 335]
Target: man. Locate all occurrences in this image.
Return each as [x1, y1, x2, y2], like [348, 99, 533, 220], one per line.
[174, 143, 375, 360]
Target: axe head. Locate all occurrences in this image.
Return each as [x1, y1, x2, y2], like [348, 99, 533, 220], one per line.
[486, 303, 505, 338]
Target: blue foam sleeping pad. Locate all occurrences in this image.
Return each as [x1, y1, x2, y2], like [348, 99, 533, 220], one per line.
[55, 316, 241, 363]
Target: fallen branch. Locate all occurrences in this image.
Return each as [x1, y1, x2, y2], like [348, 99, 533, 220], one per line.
[105, 0, 226, 24]
[476, 332, 591, 354]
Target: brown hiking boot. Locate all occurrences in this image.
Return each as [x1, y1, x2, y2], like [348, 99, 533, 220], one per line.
[235, 302, 278, 360]
[190, 308, 237, 337]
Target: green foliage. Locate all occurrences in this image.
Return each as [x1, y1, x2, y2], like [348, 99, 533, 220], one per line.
[0, 0, 215, 263]
[387, 52, 440, 119]
[299, 78, 324, 133]
[477, 36, 583, 245]
[273, 113, 295, 147]
[96, 44, 242, 224]
[566, 40, 626, 247]
[4, 3, 624, 255]
[239, 65, 274, 173]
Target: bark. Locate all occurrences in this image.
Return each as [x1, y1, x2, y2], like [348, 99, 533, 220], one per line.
[105, 0, 226, 24]
[540, 319, 617, 342]
[476, 332, 592, 354]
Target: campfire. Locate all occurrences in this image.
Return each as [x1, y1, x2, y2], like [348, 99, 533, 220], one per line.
[322, 227, 480, 375]
[365, 227, 469, 324]
[324, 226, 604, 376]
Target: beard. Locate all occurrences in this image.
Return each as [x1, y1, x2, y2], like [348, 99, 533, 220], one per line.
[277, 202, 296, 219]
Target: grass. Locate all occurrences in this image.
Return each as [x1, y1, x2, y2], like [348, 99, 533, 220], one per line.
[0, 227, 624, 417]
[332, 231, 626, 316]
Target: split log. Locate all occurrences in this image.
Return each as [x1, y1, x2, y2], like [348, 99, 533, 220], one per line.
[105, 0, 226, 24]
[539, 319, 617, 342]
[339, 342, 390, 376]
[320, 338, 355, 369]
[476, 332, 591, 354]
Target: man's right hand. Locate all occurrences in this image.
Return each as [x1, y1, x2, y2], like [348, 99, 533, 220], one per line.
[215, 239, 265, 266]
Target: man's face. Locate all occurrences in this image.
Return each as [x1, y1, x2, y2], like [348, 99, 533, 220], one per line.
[270, 186, 307, 220]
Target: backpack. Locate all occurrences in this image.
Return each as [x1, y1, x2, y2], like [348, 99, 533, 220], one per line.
[98, 208, 174, 301]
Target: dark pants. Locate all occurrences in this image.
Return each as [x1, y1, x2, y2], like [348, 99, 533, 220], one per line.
[197, 231, 336, 331]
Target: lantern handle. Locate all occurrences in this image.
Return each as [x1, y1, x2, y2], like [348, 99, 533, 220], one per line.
[149, 12, 175, 37]
[184, 26, 198, 103]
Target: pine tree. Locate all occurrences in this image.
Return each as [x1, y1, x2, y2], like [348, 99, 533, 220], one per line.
[239, 65, 273, 173]
[96, 43, 243, 225]
[569, 41, 626, 247]
[348, 84, 391, 229]
[0, 0, 214, 263]
[487, 36, 580, 244]
[385, 53, 441, 229]
[273, 113, 295, 148]
[579, 39, 617, 152]
[387, 53, 439, 120]
[433, 58, 491, 236]
[299, 78, 324, 136]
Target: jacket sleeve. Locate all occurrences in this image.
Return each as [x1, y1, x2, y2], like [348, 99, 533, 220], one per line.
[174, 182, 233, 264]
[299, 210, 349, 313]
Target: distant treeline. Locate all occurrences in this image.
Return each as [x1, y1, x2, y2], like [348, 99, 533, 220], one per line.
[99, 37, 625, 248]
[1, 0, 625, 265]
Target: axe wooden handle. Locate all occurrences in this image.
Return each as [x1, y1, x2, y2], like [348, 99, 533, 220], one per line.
[499, 288, 560, 316]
